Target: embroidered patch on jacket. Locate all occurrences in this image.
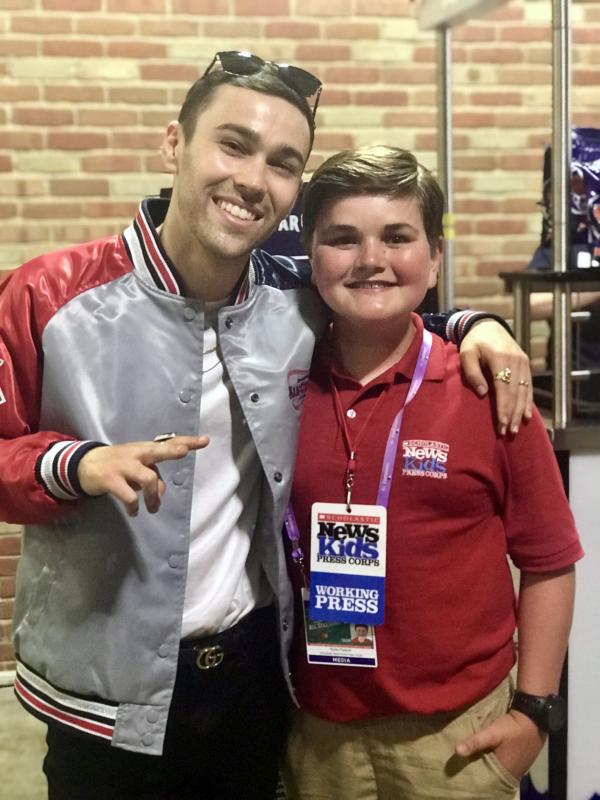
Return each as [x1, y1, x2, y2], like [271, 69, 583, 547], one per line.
[288, 369, 309, 411]
[402, 439, 449, 480]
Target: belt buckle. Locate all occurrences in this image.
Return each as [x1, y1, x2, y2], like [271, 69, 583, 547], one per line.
[195, 644, 225, 670]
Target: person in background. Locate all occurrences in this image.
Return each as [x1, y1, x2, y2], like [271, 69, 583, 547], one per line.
[283, 145, 582, 800]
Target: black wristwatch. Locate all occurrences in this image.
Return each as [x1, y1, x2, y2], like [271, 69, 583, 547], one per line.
[510, 691, 566, 734]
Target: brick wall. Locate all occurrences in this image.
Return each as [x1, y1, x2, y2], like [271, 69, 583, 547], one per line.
[1, 0, 599, 669]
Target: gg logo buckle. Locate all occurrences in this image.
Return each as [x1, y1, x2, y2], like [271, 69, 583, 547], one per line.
[195, 644, 225, 670]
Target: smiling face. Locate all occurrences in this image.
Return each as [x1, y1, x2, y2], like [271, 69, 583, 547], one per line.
[161, 84, 311, 281]
[309, 193, 441, 332]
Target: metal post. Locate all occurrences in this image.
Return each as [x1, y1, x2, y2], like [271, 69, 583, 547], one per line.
[551, 0, 572, 429]
[436, 25, 454, 310]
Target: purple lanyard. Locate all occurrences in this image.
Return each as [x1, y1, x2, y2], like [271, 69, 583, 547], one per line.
[285, 329, 433, 582]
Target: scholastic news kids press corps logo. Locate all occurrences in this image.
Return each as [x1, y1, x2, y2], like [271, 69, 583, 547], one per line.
[288, 369, 309, 411]
[402, 439, 449, 480]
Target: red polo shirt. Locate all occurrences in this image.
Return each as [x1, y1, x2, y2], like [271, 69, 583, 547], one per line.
[288, 314, 583, 721]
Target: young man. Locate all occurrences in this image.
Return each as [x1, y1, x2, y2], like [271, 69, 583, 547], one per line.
[0, 54, 531, 798]
[283, 146, 582, 800]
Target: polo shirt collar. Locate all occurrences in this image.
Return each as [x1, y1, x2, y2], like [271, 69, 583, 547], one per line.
[320, 313, 446, 390]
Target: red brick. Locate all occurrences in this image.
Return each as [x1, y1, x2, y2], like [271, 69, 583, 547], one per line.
[82, 201, 138, 218]
[313, 132, 354, 151]
[499, 26, 551, 43]
[109, 87, 168, 105]
[12, 14, 71, 32]
[485, 4, 524, 22]
[1, 0, 35, 8]
[76, 17, 135, 35]
[355, 90, 409, 106]
[43, 39, 103, 57]
[468, 47, 524, 64]
[264, 21, 320, 39]
[476, 219, 527, 235]
[107, 0, 165, 9]
[172, 0, 227, 11]
[82, 154, 142, 173]
[573, 112, 600, 128]
[45, 85, 105, 102]
[0, 131, 44, 149]
[413, 46, 436, 63]
[387, 67, 435, 85]
[384, 111, 436, 128]
[477, 259, 525, 277]
[77, 109, 138, 126]
[50, 179, 110, 196]
[22, 202, 83, 219]
[204, 21, 262, 37]
[0, 203, 17, 219]
[141, 64, 199, 83]
[0, 85, 39, 101]
[141, 110, 173, 127]
[573, 68, 600, 86]
[13, 107, 74, 126]
[453, 112, 495, 128]
[234, 0, 289, 13]
[585, 7, 600, 23]
[469, 91, 522, 106]
[415, 132, 469, 151]
[318, 88, 351, 106]
[110, 132, 163, 149]
[325, 23, 379, 39]
[453, 25, 496, 42]
[295, 44, 351, 61]
[0, 644, 16, 663]
[107, 42, 167, 58]
[145, 153, 164, 173]
[0, 39, 37, 56]
[324, 66, 380, 84]
[42, 0, 101, 8]
[500, 197, 541, 214]
[0, 577, 16, 599]
[495, 111, 550, 128]
[497, 68, 550, 85]
[499, 153, 543, 171]
[454, 154, 497, 171]
[0, 557, 18, 577]
[526, 48, 551, 65]
[47, 132, 108, 150]
[0, 156, 12, 172]
[455, 198, 500, 214]
[453, 176, 473, 192]
[0, 600, 15, 620]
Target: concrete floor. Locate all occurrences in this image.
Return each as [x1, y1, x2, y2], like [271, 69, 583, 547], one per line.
[0, 684, 47, 800]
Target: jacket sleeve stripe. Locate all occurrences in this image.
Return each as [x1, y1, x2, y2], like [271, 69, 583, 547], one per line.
[38, 440, 104, 501]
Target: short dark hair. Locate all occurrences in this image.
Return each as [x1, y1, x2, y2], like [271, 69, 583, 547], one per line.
[302, 145, 445, 249]
[178, 69, 316, 150]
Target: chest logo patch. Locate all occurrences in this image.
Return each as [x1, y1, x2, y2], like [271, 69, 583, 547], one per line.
[288, 369, 309, 411]
[402, 439, 449, 480]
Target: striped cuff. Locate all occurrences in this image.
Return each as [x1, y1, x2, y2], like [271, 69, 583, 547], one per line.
[445, 310, 513, 346]
[36, 440, 106, 502]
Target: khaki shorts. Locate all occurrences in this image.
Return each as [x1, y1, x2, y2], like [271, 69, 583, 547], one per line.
[282, 678, 520, 800]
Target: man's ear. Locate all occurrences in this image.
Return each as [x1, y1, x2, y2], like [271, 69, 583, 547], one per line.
[161, 121, 182, 174]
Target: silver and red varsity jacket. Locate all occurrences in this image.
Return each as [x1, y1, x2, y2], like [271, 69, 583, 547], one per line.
[0, 198, 491, 755]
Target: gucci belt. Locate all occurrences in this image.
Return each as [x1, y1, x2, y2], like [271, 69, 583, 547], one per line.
[195, 644, 225, 670]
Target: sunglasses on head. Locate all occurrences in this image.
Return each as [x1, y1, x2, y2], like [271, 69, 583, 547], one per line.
[202, 50, 322, 119]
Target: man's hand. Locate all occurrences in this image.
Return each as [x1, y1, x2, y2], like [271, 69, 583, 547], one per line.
[78, 435, 209, 517]
[455, 710, 545, 782]
[460, 320, 533, 436]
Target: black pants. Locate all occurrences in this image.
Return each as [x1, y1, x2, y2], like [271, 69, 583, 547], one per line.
[43, 606, 289, 800]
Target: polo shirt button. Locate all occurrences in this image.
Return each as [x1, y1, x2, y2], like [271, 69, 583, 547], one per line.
[147, 710, 160, 724]
[225, 317, 233, 329]
[274, 471, 283, 483]
[142, 733, 154, 747]
[250, 392, 259, 403]
[168, 555, 180, 568]
[172, 472, 184, 486]
[183, 307, 195, 321]
[158, 645, 169, 658]
[346, 408, 357, 419]
[179, 389, 192, 403]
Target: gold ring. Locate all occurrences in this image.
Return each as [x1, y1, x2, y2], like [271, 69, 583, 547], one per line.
[494, 367, 512, 384]
[518, 379, 530, 387]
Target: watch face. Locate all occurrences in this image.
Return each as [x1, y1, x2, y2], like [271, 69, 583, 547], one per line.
[546, 696, 567, 733]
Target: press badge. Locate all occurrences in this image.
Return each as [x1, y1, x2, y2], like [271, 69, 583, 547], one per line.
[309, 502, 387, 626]
[302, 588, 378, 667]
